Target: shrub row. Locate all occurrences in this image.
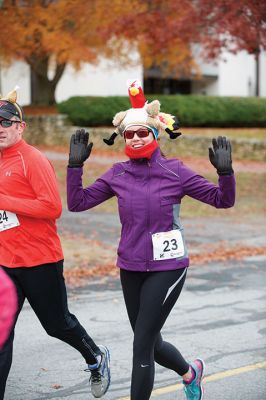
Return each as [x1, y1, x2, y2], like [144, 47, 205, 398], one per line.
[58, 95, 266, 127]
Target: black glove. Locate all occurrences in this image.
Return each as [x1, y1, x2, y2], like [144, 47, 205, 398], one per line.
[68, 129, 93, 168]
[208, 136, 234, 176]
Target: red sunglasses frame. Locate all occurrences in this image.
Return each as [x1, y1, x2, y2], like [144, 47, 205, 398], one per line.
[124, 127, 152, 140]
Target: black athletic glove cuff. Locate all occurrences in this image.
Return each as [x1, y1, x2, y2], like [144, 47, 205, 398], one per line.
[68, 163, 83, 168]
[217, 168, 234, 176]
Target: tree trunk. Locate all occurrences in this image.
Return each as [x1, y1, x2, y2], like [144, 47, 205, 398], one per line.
[29, 56, 66, 106]
[31, 68, 55, 105]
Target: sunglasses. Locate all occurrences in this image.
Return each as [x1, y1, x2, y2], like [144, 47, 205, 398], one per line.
[0, 120, 20, 128]
[124, 128, 152, 140]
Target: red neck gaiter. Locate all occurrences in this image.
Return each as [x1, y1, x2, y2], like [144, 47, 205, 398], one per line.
[125, 140, 158, 160]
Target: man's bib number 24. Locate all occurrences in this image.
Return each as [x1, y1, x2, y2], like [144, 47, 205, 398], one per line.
[0, 210, 20, 232]
[152, 229, 185, 260]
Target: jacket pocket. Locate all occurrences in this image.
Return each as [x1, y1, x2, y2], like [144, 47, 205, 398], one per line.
[160, 197, 177, 217]
[118, 197, 126, 223]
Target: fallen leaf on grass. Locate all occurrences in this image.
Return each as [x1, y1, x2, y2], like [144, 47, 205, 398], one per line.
[51, 384, 63, 389]
[64, 245, 266, 287]
[191, 245, 266, 265]
[64, 263, 118, 286]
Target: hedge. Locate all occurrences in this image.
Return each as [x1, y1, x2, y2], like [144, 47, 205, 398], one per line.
[57, 95, 266, 127]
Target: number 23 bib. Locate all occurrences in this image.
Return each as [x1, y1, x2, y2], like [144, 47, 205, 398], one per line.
[152, 229, 185, 260]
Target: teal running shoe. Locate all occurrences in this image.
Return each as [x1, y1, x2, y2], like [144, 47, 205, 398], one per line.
[86, 345, 111, 398]
[183, 358, 205, 400]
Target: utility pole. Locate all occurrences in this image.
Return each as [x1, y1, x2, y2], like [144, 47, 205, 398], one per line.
[255, 49, 260, 97]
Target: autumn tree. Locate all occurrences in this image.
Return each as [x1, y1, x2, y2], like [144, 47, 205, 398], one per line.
[196, 0, 266, 96]
[111, 0, 266, 95]
[0, 0, 133, 105]
[110, 0, 201, 78]
[0, 0, 201, 105]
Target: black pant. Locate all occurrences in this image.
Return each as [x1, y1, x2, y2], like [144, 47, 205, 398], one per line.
[0, 261, 101, 400]
[120, 267, 189, 400]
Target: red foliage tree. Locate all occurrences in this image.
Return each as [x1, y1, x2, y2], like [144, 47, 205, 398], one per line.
[196, 0, 266, 95]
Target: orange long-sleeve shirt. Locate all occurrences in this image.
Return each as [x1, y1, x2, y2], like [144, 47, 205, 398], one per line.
[0, 140, 63, 267]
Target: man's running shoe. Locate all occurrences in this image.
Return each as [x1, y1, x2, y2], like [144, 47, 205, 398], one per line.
[183, 358, 205, 400]
[86, 345, 111, 398]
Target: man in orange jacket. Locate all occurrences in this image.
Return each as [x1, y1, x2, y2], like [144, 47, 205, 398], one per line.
[0, 89, 110, 400]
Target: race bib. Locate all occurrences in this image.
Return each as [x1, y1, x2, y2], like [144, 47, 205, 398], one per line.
[0, 210, 20, 232]
[152, 229, 185, 260]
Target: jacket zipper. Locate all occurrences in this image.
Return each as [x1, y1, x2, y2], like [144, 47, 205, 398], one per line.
[146, 161, 151, 271]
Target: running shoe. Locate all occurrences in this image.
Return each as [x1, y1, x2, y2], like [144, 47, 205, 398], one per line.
[183, 358, 205, 400]
[86, 345, 111, 398]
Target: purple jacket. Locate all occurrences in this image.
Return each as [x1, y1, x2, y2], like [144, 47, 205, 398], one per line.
[67, 148, 235, 272]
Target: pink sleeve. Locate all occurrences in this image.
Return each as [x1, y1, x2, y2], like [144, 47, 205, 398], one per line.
[0, 269, 17, 349]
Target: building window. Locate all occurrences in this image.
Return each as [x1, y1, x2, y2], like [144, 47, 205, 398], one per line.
[144, 77, 191, 95]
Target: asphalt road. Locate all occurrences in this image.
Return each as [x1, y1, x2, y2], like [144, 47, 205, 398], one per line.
[3, 214, 266, 400]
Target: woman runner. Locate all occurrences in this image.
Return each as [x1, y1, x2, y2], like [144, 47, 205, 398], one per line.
[66, 79, 235, 400]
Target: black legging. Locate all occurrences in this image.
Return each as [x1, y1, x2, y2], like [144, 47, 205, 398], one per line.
[0, 261, 101, 400]
[120, 267, 189, 400]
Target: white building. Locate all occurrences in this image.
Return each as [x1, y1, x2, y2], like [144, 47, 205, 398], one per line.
[0, 48, 265, 106]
